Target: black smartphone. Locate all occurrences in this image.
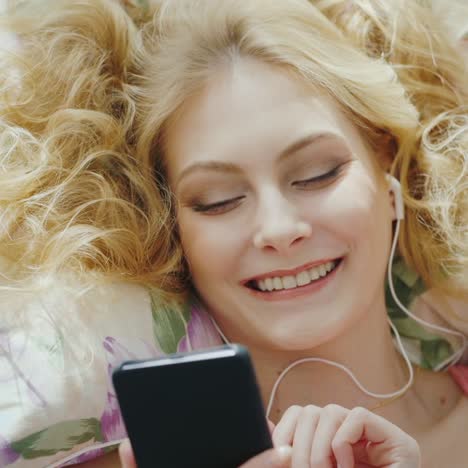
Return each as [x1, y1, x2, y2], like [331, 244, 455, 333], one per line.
[112, 344, 273, 468]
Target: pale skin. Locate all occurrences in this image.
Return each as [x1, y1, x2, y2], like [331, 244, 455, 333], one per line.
[80, 57, 467, 467]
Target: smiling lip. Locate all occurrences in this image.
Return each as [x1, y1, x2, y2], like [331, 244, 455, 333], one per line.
[246, 257, 344, 301]
[242, 257, 342, 284]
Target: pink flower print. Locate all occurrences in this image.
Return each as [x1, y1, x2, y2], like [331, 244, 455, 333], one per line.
[103, 336, 161, 386]
[0, 435, 19, 466]
[100, 391, 127, 442]
[101, 336, 161, 442]
[178, 305, 223, 352]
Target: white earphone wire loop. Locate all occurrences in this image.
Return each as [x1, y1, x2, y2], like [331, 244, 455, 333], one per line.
[387, 221, 467, 371]
[209, 196, 466, 419]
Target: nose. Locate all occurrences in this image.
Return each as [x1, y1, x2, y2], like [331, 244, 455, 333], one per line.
[253, 191, 312, 254]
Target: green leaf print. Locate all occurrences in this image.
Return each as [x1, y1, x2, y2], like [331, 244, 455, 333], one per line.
[386, 257, 426, 319]
[392, 259, 421, 289]
[420, 340, 453, 369]
[10, 418, 104, 459]
[150, 290, 191, 354]
[391, 318, 446, 342]
[385, 257, 454, 370]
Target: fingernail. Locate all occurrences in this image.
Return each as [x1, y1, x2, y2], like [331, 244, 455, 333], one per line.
[276, 445, 293, 461]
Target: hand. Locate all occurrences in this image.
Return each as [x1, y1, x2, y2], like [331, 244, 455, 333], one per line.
[271, 404, 421, 468]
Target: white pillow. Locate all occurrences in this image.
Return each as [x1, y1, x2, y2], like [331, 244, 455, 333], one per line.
[0, 267, 222, 467]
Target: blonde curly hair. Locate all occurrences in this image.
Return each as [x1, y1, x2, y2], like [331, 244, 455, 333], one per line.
[1, 0, 467, 305]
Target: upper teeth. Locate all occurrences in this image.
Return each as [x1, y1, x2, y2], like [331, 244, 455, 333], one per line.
[255, 261, 336, 292]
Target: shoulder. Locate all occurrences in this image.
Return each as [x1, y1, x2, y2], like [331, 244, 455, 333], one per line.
[420, 392, 468, 468]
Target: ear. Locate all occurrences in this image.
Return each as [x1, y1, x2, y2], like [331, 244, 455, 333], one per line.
[385, 174, 404, 221]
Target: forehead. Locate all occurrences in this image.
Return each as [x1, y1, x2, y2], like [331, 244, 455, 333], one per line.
[164, 57, 374, 181]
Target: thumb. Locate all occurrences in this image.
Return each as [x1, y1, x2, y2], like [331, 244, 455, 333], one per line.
[119, 439, 137, 468]
[238, 446, 292, 468]
[267, 418, 276, 435]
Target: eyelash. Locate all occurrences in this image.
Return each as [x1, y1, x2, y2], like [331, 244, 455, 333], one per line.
[292, 164, 343, 189]
[190, 164, 344, 215]
[191, 196, 245, 214]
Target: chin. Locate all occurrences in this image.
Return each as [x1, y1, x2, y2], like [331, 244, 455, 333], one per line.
[255, 307, 355, 353]
[257, 323, 333, 352]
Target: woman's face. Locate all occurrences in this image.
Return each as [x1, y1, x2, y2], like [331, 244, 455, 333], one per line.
[164, 57, 396, 351]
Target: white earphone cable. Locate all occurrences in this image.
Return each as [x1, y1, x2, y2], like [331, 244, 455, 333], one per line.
[46, 179, 466, 467]
[209, 218, 467, 418]
[385, 223, 467, 371]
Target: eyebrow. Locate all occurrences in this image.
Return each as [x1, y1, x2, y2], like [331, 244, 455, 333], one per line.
[175, 132, 340, 187]
[278, 132, 338, 162]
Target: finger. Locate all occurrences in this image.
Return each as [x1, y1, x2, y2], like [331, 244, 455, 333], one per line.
[119, 439, 137, 468]
[331, 407, 420, 467]
[268, 419, 276, 435]
[332, 407, 389, 467]
[272, 405, 303, 447]
[309, 404, 348, 468]
[238, 446, 292, 468]
[289, 405, 320, 468]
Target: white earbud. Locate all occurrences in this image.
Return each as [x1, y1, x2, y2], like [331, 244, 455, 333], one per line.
[385, 174, 405, 220]
[209, 172, 466, 418]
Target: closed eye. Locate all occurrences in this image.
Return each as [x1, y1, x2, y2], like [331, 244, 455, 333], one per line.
[191, 196, 245, 215]
[292, 164, 344, 189]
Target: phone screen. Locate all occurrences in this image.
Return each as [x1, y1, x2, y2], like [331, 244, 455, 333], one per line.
[112, 345, 272, 468]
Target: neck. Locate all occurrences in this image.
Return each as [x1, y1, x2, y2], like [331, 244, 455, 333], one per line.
[204, 285, 463, 437]
[220, 294, 432, 432]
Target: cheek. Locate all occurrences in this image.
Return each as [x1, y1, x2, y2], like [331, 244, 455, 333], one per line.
[178, 212, 243, 281]
[310, 178, 392, 256]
